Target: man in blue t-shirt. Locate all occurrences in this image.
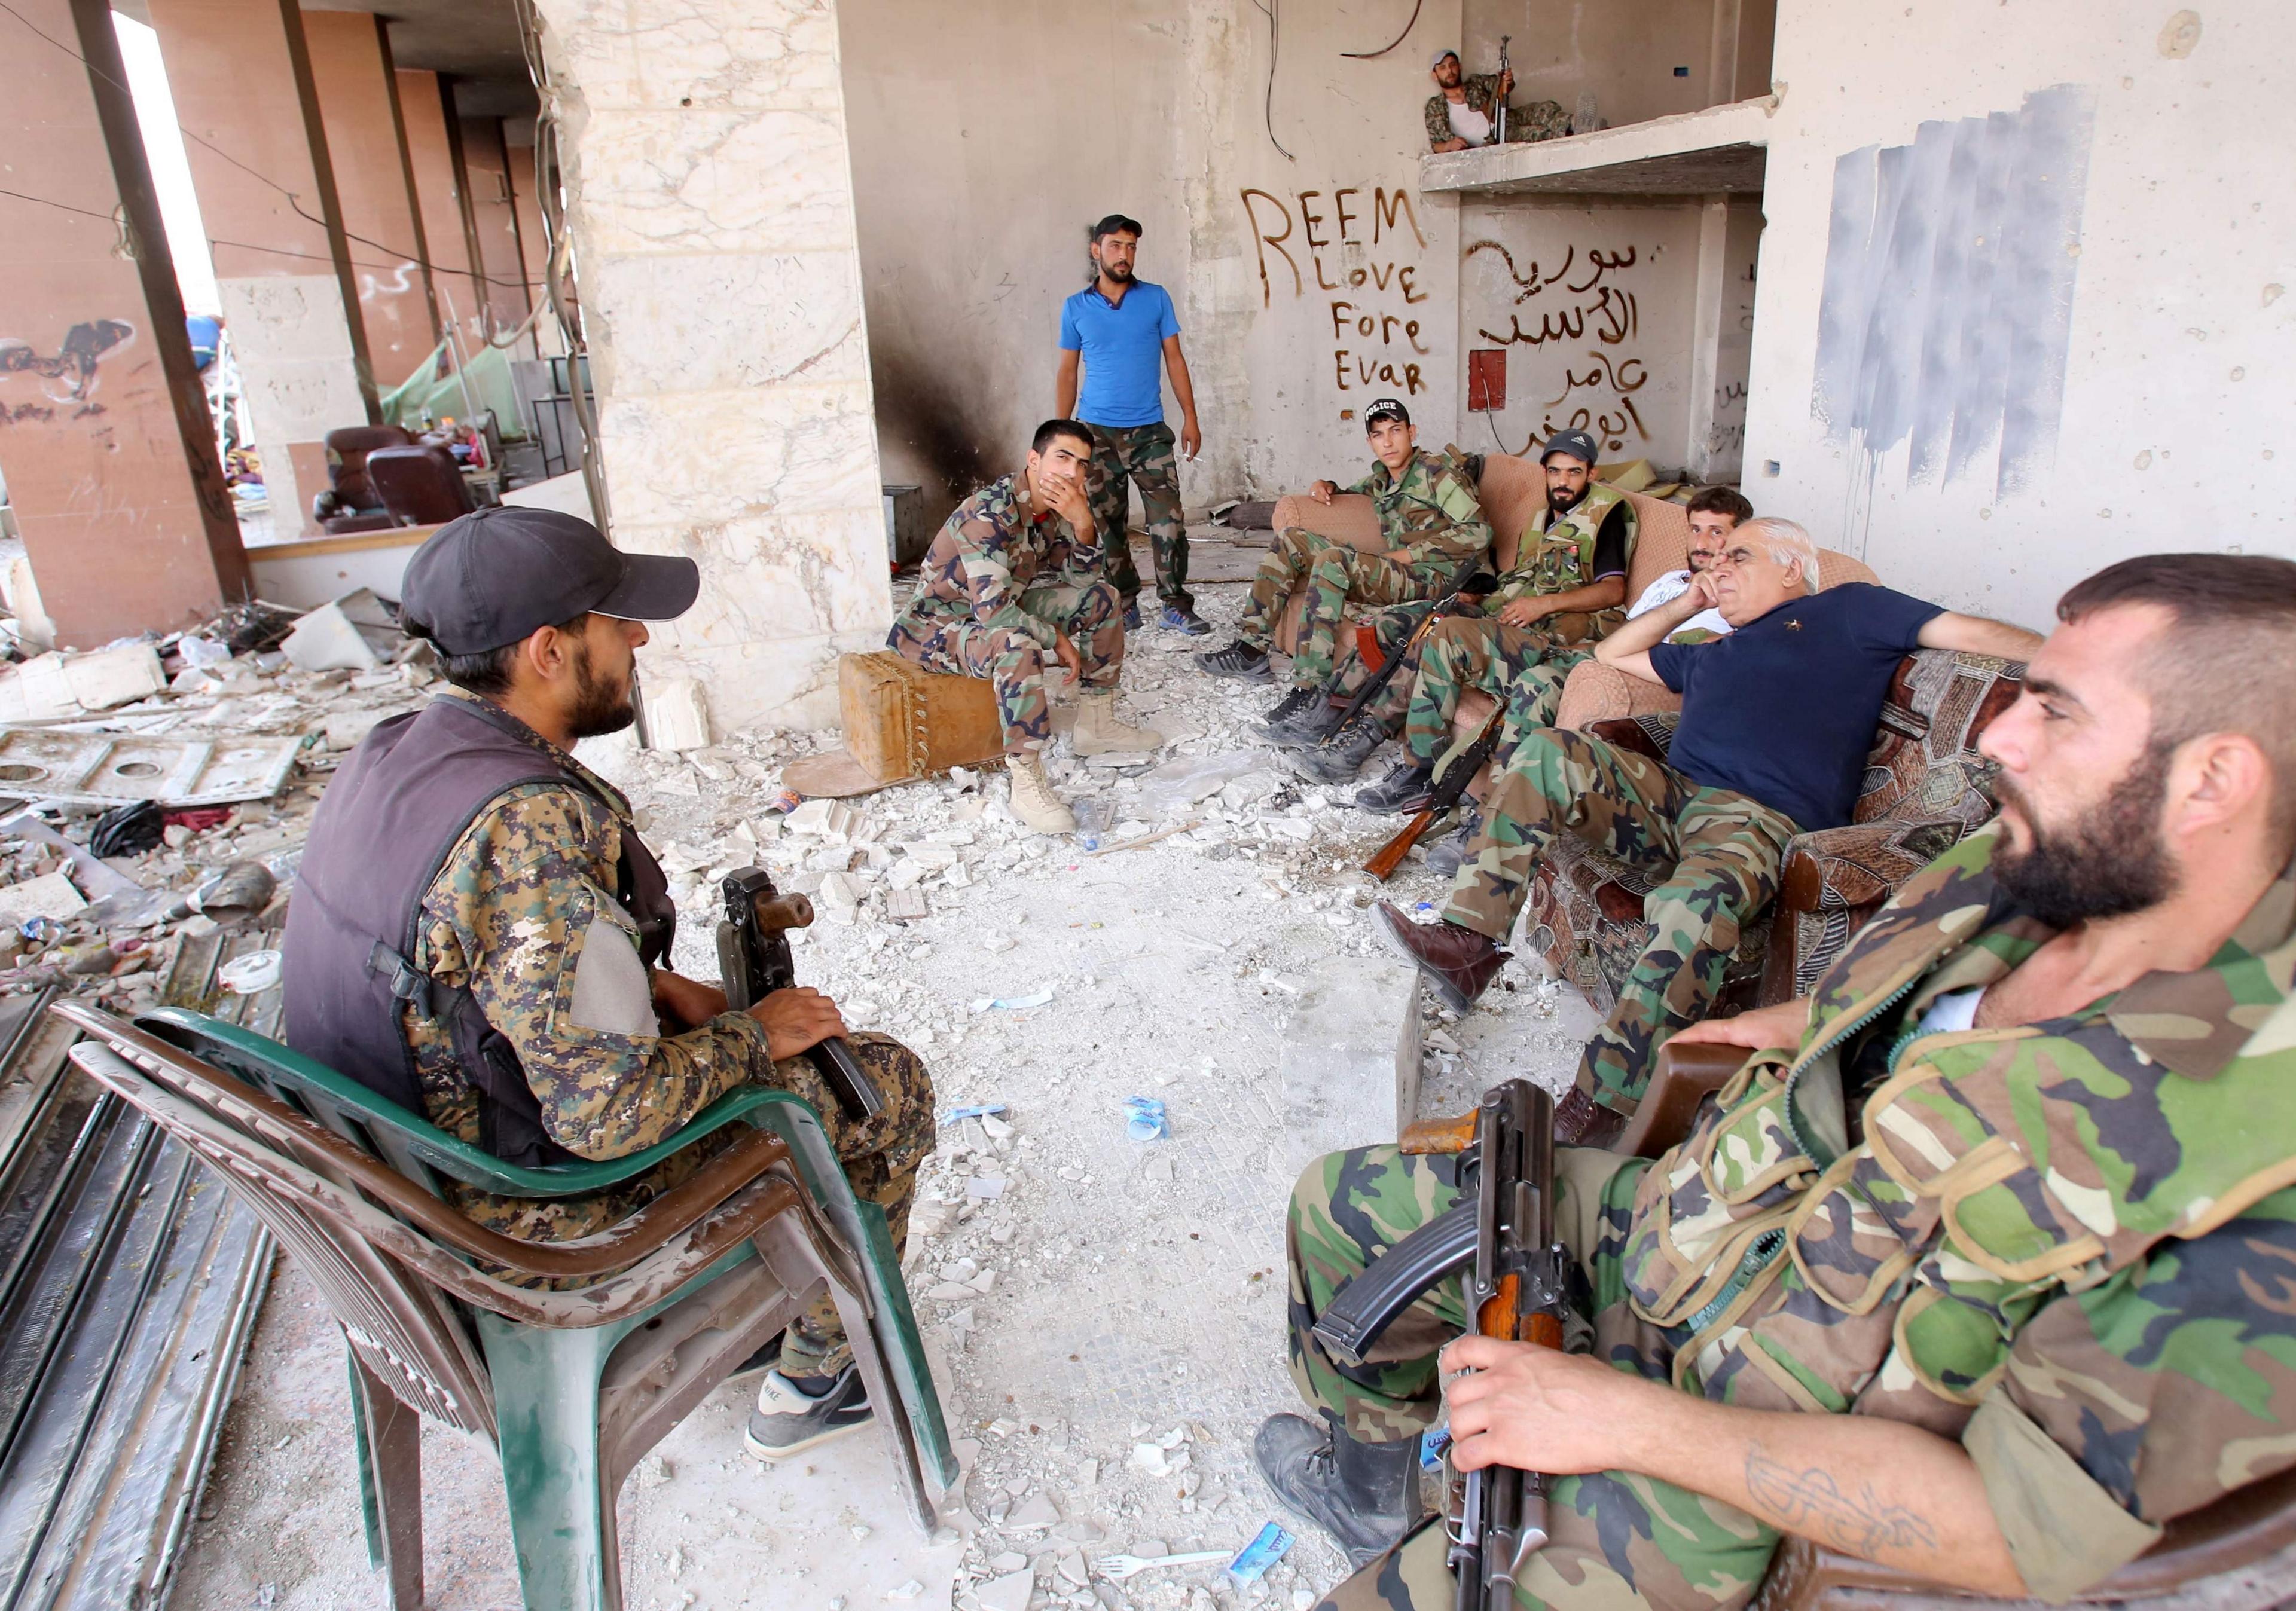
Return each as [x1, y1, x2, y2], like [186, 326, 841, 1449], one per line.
[1373, 517, 2042, 1144]
[1057, 213, 1207, 635]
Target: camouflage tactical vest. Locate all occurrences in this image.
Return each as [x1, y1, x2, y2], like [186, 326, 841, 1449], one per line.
[1620, 825, 2296, 1438]
[1504, 482, 1636, 640]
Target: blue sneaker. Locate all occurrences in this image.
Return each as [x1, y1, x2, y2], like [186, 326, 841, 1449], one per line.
[1161, 605, 1212, 636]
[1123, 604, 1143, 631]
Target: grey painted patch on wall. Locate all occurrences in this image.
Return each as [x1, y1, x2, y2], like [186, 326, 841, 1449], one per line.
[1810, 84, 2096, 500]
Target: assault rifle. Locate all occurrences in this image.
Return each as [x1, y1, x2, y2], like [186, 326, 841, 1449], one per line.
[1362, 703, 1507, 881]
[1328, 585, 1480, 739]
[1309, 1081, 1570, 1611]
[1494, 36, 1512, 145]
[716, 866, 886, 1121]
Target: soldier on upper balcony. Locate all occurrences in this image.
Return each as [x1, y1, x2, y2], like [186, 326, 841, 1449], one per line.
[1424, 47, 1568, 154]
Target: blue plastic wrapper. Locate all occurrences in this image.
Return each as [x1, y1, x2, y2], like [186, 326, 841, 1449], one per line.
[1228, 1522, 1294, 1586]
[1420, 1426, 1451, 1471]
[1123, 1095, 1168, 1141]
[941, 1103, 1009, 1126]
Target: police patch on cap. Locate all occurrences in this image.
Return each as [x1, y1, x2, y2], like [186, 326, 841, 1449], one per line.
[1364, 398, 1412, 427]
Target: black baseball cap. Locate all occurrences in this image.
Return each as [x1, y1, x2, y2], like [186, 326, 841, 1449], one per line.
[1364, 398, 1412, 428]
[1540, 429, 1601, 468]
[400, 506, 700, 655]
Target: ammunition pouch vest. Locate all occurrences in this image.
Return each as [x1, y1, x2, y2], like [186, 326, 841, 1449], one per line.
[282, 696, 675, 1167]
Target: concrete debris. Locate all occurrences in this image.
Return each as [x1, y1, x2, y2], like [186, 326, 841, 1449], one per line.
[0, 871, 87, 926]
[645, 676, 712, 752]
[281, 595, 393, 674]
[973, 1566, 1035, 1611]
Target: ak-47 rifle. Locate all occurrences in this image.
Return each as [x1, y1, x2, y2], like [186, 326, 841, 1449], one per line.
[1308, 1082, 1569, 1611]
[1362, 703, 1507, 881]
[1330, 585, 1478, 738]
[1494, 35, 1512, 145]
[716, 866, 886, 1121]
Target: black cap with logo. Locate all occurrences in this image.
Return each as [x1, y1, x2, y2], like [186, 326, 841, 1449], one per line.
[1539, 428, 1601, 468]
[399, 506, 701, 656]
[1363, 397, 1412, 429]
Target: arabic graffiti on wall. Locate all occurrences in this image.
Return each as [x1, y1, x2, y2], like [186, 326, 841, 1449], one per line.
[1241, 186, 1433, 398]
[1464, 238, 1653, 454]
[0, 319, 136, 424]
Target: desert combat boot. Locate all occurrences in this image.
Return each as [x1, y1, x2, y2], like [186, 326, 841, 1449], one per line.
[1072, 690, 1164, 756]
[1007, 751, 1078, 834]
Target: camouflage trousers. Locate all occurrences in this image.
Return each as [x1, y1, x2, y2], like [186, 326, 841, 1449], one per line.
[448, 1032, 937, 1378]
[1442, 732, 1796, 1113]
[1287, 1145, 1778, 1611]
[1401, 617, 1591, 766]
[1085, 421, 1189, 610]
[887, 580, 1123, 753]
[1239, 529, 1452, 689]
[1326, 600, 1483, 736]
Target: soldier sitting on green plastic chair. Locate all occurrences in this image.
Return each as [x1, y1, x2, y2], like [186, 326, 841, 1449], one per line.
[1268, 552, 2296, 1611]
[1377, 517, 2041, 1146]
[283, 506, 936, 1466]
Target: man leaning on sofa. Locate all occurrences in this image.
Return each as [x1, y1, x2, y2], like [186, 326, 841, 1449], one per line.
[1375, 516, 2042, 1145]
[1267, 552, 2296, 1611]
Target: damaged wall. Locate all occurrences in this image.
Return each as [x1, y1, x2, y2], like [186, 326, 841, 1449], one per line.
[1742, 0, 2296, 624]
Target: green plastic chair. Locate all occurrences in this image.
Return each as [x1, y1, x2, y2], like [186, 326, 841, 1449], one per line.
[52, 1001, 955, 1611]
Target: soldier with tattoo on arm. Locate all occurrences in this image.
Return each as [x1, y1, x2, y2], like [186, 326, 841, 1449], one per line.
[1265, 553, 2296, 1610]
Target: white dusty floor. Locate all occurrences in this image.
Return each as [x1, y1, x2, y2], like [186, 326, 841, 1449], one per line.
[171, 582, 1599, 1611]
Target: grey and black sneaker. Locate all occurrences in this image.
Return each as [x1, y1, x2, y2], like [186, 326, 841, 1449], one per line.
[1354, 761, 1434, 815]
[1270, 697, 1348, 751]
[1122, 603, 1143, 631]
[1198, 640, 1274, 682]
[1257, 687, 1321, 739]
[1290, 714, 1387, 782]
[743, 1364, 873, 1462]
[1161, 605, 1212, 636]
[1425, 806, 1485, 878]
[724, 1331, 787, 1386]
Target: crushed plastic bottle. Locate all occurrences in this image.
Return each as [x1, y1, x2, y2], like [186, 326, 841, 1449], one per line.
[1123, 1095, 1168, 1141]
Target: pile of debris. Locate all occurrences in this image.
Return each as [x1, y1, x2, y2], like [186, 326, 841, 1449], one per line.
[0, 591, 438, 1010]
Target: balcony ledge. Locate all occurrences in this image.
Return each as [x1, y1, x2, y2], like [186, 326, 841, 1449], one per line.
[1419, 93, 1778, 197]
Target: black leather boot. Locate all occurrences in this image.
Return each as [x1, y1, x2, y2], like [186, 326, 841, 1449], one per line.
[1254, 1410, 1420, 1567]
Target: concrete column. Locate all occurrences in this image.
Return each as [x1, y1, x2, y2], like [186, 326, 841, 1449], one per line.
[303, 10, 437, 389]
[146, 0, 373, 534]
[529, 0, 892, 733]
[0, 0, 250, 644]
[1683, 197, 1760, 484]
[395, 69, 485, 343]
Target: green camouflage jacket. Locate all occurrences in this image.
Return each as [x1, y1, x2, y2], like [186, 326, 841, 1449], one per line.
[1620, 824, 2296, 1600]
[1496, 480, 1638, 614]
[896, 472, 1104, 650]
[402, 692, 773, 1166]
[1344, 447, 1494, 582]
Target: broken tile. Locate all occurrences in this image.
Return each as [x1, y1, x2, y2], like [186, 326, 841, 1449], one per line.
[644, 676, 710, 751]
[975, 1567, 1035, 1611]
[884, 887, 930, 922]
[1010, 1493, 1061, 1529]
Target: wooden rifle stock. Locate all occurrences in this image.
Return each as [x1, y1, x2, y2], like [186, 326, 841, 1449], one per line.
[1399, 1111, 1477, 1154]
[1361, 704, 1507, 882]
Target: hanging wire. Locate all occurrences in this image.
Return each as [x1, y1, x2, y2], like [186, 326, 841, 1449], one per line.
[1342, 0, 1426, 60]
[1248, 0, 1296, 162]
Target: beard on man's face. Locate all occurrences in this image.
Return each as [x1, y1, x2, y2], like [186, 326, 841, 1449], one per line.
[1992, 739, 2177, 928]
[1547, 483, 1584, 513]
[1100, 258, 1134, 283]
[566, 637, 638, 739]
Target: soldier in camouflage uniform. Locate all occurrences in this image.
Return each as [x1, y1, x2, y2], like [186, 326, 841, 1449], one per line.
[1375, 519, 2039, 1146]
[1271, 552, 2296, 1610]
[1425, 50, 1570, 152]
[289, 507, 939, 1465]
[1300, 432, 1635, 799]
[887, 419, 1161, 832]
[1200, 400, 1493, 740]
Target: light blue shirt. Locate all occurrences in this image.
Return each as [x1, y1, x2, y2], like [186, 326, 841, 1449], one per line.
[1058, 280, 1179, 429]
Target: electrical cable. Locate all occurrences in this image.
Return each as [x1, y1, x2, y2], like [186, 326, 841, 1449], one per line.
[1247, 0, 1296, 161]
[1342, 0, 1425, 59]
[0, 0, 538, 296]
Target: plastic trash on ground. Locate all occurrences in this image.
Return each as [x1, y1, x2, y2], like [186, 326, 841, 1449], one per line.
[1137, 750, 1262, 815]
[941, 1103, 1010, 1126]
[971, 988, 1055, 1013]
[1124, 1095, 1168, 1141]
[1228, 1523, 1294, 1586]
[218, 950, 283, 995]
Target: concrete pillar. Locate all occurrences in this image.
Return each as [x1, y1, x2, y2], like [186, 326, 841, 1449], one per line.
[528, 0, 893, 732]
[0, 0, 251, 644]
[303, 10, 437, 389]
[146, 0, 373, 535]
[395, 69, 485, 344]
[1683, 197, 1760, 485]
